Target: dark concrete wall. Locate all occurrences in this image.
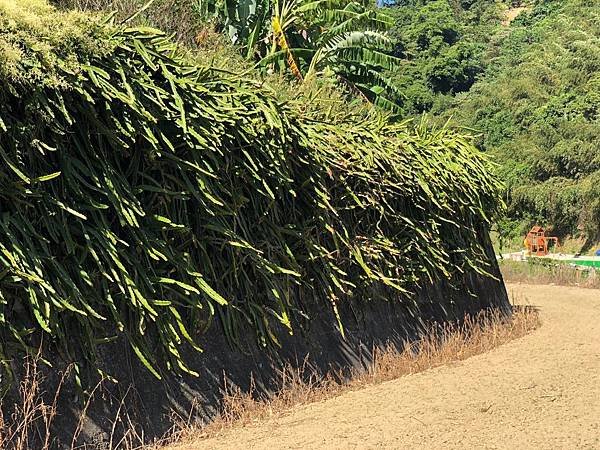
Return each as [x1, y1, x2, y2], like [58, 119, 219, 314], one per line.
[3, 231, 509, 449]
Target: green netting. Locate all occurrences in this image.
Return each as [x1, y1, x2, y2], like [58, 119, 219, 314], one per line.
[569, 259, 600, 268]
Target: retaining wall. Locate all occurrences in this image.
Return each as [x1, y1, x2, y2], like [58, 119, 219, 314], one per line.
[3, 230, 509, 449]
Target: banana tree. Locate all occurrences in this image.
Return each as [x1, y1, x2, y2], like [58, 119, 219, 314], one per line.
[198, 0, 402, 108]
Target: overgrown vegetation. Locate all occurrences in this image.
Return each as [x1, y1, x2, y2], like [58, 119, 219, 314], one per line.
[0, 0, 502, 389]
[50, 0, 600, 244]
[196, 0, 403, 107]
[56, 0, 404, 108]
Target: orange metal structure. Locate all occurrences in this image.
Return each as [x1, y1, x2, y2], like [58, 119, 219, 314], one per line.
[524, 226, 559, 256]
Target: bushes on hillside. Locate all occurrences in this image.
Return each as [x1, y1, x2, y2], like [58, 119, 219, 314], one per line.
[445, 0, 600, 241]
[386, 0, 501, 116]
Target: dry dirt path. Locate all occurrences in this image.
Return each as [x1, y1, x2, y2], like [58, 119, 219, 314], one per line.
[175, 284, 600, 449]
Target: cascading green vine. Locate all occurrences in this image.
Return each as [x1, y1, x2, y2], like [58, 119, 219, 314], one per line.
[0, 0, 503, 385]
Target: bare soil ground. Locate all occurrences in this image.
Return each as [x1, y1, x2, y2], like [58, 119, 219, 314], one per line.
[172, 284, 600, 449]
[502, 6, 529, 26]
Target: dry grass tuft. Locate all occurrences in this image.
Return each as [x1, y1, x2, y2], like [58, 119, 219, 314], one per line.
[0, 353, 71, 450]
[0, 356, 143, 450]
[163, 301, 540, 448]
[360, 306, 538, 385]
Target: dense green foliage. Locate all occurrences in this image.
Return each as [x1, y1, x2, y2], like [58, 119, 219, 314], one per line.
[198, 0, 402, 108]
[385, 0, 501, 115]
[0, 0, 501, 384]
[385, 0, 600, 244]
[55, 0, 403, 107]
[444, 0, 600, 242]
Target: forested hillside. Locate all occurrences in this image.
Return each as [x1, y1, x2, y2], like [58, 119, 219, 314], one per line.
[386, 0, 502, 115]
[387, 0, 600, 246]
[446, 0, 600, 245]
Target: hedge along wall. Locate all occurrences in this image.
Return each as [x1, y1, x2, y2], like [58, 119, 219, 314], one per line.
[0, 0, 506, 420]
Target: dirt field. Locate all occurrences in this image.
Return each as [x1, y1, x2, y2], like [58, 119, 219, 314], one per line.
[173, 284, 600, 449]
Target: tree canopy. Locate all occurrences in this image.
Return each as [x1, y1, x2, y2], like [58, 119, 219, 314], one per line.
[384, 0, 501, 115]
[443, 0, 600, 242]
[386, 0, 600, 244]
